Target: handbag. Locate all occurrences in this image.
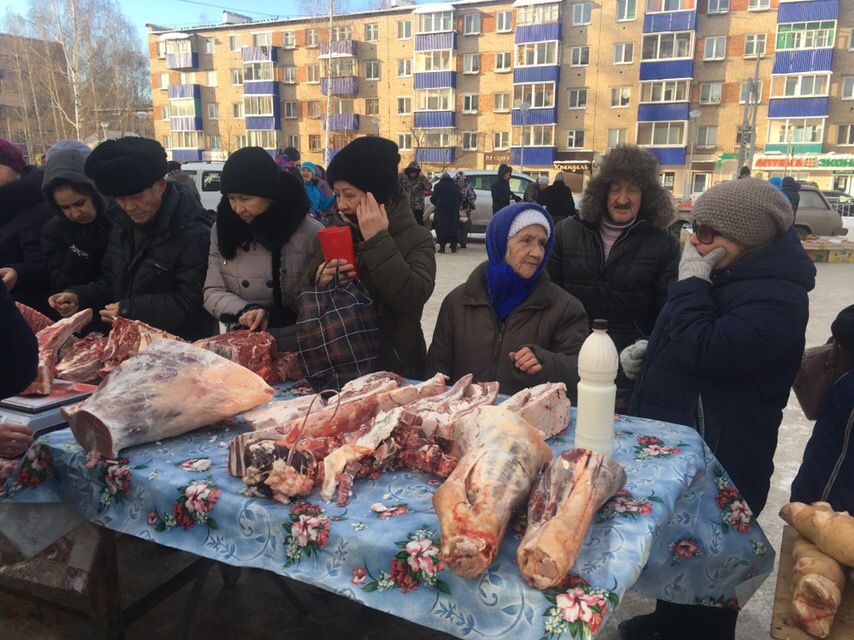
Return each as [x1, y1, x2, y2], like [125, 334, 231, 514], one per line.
[295, 266, 380, 391]
[793, 339, 854, 420]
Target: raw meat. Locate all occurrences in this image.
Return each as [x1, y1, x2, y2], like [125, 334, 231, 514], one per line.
[194, 330, 283, 383]
[66, 340, 274, 460]
[500, 383, 571, 439]
[15, 302, 52, 334]
[517, 449, 626, 589]
[99, 317, 181, 376]
[272, 351, 302, 382]
[240, 395, 325, 431]
[22, 309, 93, 396]
[433, 406, 551, 578]
[56, 333, 107, 383]
[406, 377, 499, 439]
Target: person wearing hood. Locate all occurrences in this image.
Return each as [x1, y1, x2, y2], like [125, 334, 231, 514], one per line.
[781, 176, 800, 217]
[491, 164, 522, 214]
[619, 178, 816, 640]
[299, 161, 337, 224]
[523, 175, 547, 203]
[398, 161, 432, 227]
[547, 145, 679, 407]
[455, 172, 476, 249]
[430, 172, 461, 253]
[301, 137, 436, 379]
[48, 137, 217, 341]
[428, 203, 587, 397]
[538, 172, 578, 223]
[0, 139, 53, 316]
[204, 147, 320, 351]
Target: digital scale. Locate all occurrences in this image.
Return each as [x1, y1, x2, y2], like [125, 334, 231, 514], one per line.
[0, 380, 97, 436]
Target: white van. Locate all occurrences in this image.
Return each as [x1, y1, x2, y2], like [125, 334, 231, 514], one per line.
[179, 162, 224, 211]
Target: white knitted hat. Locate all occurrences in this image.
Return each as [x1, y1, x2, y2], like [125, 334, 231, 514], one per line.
[508, 209, 551, 240]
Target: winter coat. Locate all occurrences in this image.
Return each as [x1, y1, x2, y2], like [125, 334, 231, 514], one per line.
[304, 178, 336, 218]
[70, 182, 217, 341]
[539, 182, 578, 223]
[430, 176, 460, 243]
[398, 164, 433, 213]
[428, 262, 588, 398]
[522, 183, 542, 203]
[630, 228, 816, 516]
[782, 177, 800, 216]
[458, 180, 476, 212]
[790, 372, 854, 513]
[300, 194, 437, 379]
[0, 167, 53, 315]
[491, 164, 519, 213]
[0, 281, 38, 398]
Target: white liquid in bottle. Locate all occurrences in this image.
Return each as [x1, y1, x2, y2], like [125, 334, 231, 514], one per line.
[574, 319, 619, 457]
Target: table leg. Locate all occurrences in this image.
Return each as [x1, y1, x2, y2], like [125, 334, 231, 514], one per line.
[178, 561, 213, 640]
[87, 528, 124, 639]
[268, 574, 308, 616]
[219, 564, 242, 589]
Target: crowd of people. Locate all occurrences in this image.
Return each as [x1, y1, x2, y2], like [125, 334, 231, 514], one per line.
[0, 133, 850, 640]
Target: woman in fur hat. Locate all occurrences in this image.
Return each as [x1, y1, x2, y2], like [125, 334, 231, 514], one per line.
[204, 147, 320, 350]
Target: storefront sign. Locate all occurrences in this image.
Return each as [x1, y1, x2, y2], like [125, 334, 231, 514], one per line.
[484, 152, 511, 165]
[552, 161, 591, 174]
[752, 154, 854, 170]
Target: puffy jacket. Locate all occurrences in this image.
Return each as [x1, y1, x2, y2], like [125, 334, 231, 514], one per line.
[398, 163, 433, 213]
[304, 178, 336, 218]
[430, 175, 460, 242]
[428, 262, 588, 398]
[539, 181, 578, 223]
[630, 228, 816, 516]
[490, 164, 519, 213]
[0, 281, 38, 398]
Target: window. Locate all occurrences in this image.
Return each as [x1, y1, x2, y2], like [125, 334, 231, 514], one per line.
[283, 31, 295, 48]
[462, 132, 478, 150]
[422, 131, 453, 148]
[514, 83, 555, 108]
[308, 135, 321, 151]
[161, 104, 170, 120]
[283, 101, 297, 119]
[331, 26, 352, 41]
[844, 77, 854, 100]
[639, 80, 689, 103]
[157, 41, 167, 58]
[365, 61, 380, 81]
[642, 32, 693, 60]
[464, 14, 481, 35]
[568, 88, 588, 109]
[172, 131, 202, 148]
[516, 4, 559, 26]
[171, 99, 197, 117]
[837, 124, 854, 146]
[463, 53, 480, 74]
[771, 118, 826, 145]
[415, 88, 452, 111]
[285, 135, 298, 150]
[696, 125, 717, 147]
[306, 29, 318, 47]
[744, 34, 766, 58]
[608, 128, 627, 148]
[636, 121, 685, 146]
[699, 82, 722, 104]
[497, 11, 512, 32]
[307, 101, 321, 118]
[516, 42, 558, 66]
[748, 0, 769, 10]
[572, 2, 592, 25]
[307, 64, 320, 83]
[739, 79, 762, 103]
[515, 124, 555, 146]
[393, 133, 411, 151]
[704, 36, 726, 60]
[493, 132, 510, 150]
[397, 96, 411, 115]
[204, 38, 214, 54]
[567, 129, 584, 148]
[206, 71, 217, 86]
[419, 12, 452, 34]
[617, 0, 637, 21]
[495, 93, 510, 112]
[229, 35, 240, 51]
[397, 58, 412, 77]
[243, 62, 272, 81]
[707, 0, 729, 14]
[283, 66, 296, 84]
[850, 31, 854, 51]
[691, 173, 710, 195]
[571, 46, 589, 67]
[231, 68, 242, 85]
[365, 98, 379, 116]
[659, 172, 675, 191]
[777, 21, 836, 51]
[397, 20, 411, 39]
[163, 135, 172, 149]
[209, 135, 221, 150]
[244, 96, 274, 116]
[613, 43, 634, 64]
[248, 130, 278, 149]
[328, 59, 355, 77]
[463, 94, 479, 113]
[252, 32, 271, 47]
[496, 52, 511, 72]
[178, 72, 193, 84]
[646, 0, 686, 11]
[611, 86, 631, 107]
[416, 50, 452, 72]
[159, 73, 169, 89]
[232, 102, 244, 118]
[778, 74, 829, 97]
[365, 23, 379, 41]
[207, 103, 218, 119]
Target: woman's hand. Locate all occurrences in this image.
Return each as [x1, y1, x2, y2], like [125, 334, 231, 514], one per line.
[49, 292, 80, 317]
[99, 302, 120, 324]
[510, 347, 543, 375]
[0, 423, 33, 458]
[239, 308, 268, 331]
[0, 267, 18, 292]
[315, 260, 357, 287]
[355, 192, 389, 241]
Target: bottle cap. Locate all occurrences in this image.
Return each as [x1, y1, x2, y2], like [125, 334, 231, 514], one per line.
[592, 319, 608, 331]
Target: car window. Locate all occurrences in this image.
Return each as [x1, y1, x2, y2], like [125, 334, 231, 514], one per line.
[182, 170, 198, 180]
[202, 170, 222, 192]
[508, 177, 530, 194]
[469, 175, 487, 190]
[799, 190, 829, 210]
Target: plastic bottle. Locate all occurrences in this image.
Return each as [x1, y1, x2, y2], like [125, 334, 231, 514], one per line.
[574, 319, 619, 457]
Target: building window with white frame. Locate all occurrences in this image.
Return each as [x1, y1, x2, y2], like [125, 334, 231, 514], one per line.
[613, 42, 633, 64]
[642, 32, 693, 60]
[204, 38, 214, 54]
[415, 88, 453, 111]
[616, 0, 637, 21]
[331, 26, 352, 41]
[209, 135, 221, 150]
[307, 101, 321, 118]
[207, 103, 218, 119]
[232, 102, 244, 118]
[398, 133, 412, 151]
[744, 34, 766, 58]
[309, 135, 321, 152]
[837, 124, 854, 146]
[365, 23, 379, 41]
[282, 31, 295, 48]
[161, 135, 171, 149]
[463, 53, 480, 74]
[463, 94, 479, 113]
[497, 11, 512, 32]
[515, 124, 555, 147]
[283, 101, 297, 119]
[161, 104, 169, 120]
[496, 52, 511, 72]
[572, 2, 592, 26]
[306, 29, 318, 47]
[157, 41, 167, 58]
[464, 14, 481, 35]
[514, 83, 555, 108]
[567, 129, 584, 148]
[397, 96, 411, 115]
[252, 32, 271, 47]
[608, 128, 627, 148]
[568, 88, 588, 109]
[206, 71, 217, 86]
[230, 69, 242, 85]
[416, 50, 452, 72]
[707, 0, 729, 14]
[365, 61, 380, 81]
[419, 12, 452, 34]
[611, 86, 631, 107]
[637, 121, 685, 146]
[777, 74, 828, 97]
[570, 46, 589, 67]
[159, 73, 169, 89]
[244, 96, 274, 116]
[243, 62, 272, 81]
[843, 77, 854, 100]
[516, 41, 558, 66]
[397, 20, 411, 39]
[283, 66, 296, 83]
[776, 21, 836, 51]
[748, 0, 769, 10]
[646, 0, 686, 11]
[397, 58, 412, 77]
[704, 36, 726, 60]
[285, 135, 298, 149]
[365, 98, 379, 115]
[516, 3, 559, 26]
[229, 35, 240, 51]
[699, 82, 722, 104]
[696, 125, 717, 148]
[640, 79, 689, 102]
[494, 93, 510, 112]
[462, 132, 478, 150]
[739, 80, 763, 103]
[307, 64, 319, 83]
[493, 131, 510, 150]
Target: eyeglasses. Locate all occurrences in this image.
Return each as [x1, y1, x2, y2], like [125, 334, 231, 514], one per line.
[692, 223, 720, 245]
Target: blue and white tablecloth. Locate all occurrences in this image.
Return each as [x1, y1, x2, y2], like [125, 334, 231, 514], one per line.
[0, 384, 774, 639]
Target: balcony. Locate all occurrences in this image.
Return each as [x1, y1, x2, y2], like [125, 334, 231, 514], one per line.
[416, 147, 455, 164]
[241, 46, 278, 63]
[414, 111, 455, 128]
[773, 49, 833, 74]
[246, 116, 281, 131]
[413, 71, 456, 90]
[414, 33, 457, 52]
[765, 142, 823, 154]
[166, 52, 199, 70]
[637, 103, 690, 122]
[171, 149, 204, 163]
[511, 107, 558, 126]
[167, 84, 201, 100]
[170, 116, 203, 132]
[777, 0, 838, 23]
[514, 23, 561, 45]
[319, 40, 358, 58]
[643, 147, 687, 166]
[510, 147, 556, 167]
[243, 82, 280, 96]
[767, 97, 829, 119]
[639, 59, 694, 81]
[513, 66, 560, 84]
[323, 113, 360, 131]
[643, 11, 696, 33]
[321, 76, 358, 96]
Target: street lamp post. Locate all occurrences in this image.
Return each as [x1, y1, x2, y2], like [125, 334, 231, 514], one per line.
[515, 100, 530, 175]
[684, 109, 702, 201]
[99, 121, 109, 142]
[371, 117, 380, 137]
[136, 111, 149, 137]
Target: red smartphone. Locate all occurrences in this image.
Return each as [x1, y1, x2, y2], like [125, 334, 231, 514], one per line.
[318, 226, 359, 279]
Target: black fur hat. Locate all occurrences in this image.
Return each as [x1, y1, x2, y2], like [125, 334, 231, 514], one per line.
[326, 136, 400, 205]
[220, 146, 280, 199]
[85, 137, 168, 197]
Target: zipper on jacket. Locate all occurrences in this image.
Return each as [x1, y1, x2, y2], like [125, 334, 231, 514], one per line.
[821, 404, 854, 501]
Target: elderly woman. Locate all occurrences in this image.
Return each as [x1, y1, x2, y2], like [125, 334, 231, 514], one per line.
[455, 172, 476, 249]
[299, 161, 336, 224]
[428, 203, 588, 397]
[301, 137, 436, 379]
[430, 172, 460, 253]
[204, 146, 320, 350]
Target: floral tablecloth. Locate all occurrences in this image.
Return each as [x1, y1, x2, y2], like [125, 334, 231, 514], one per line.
[0, 384, 774, 639]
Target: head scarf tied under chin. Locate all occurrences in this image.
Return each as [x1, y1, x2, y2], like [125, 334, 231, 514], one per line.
[485, 202, 554, 323]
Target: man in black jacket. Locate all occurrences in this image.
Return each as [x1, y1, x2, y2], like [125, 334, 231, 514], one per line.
[49, 138, 216, 341]
[490, 164, 521, 213]
[538, 172, 578, 223]
[547, 145, 679, 406]
[0, 281, 37, 459]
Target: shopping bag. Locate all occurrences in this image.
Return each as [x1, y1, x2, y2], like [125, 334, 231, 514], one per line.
[793, 339, 853, 420]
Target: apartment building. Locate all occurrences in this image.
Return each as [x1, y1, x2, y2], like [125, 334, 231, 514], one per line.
[147, 0, 854, 196]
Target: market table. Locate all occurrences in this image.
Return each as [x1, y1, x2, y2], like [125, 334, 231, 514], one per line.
[0, 383, 775, 639]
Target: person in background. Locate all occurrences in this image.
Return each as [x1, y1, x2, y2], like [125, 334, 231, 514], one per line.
[398, 161, 432, 227]
[790, 305, 854, 513]
[428, 203, 587, 397]
[165, 159, 202, 204]
[205, 148, 318, 350]
[768, 176, 783, 191]
[0, 139, 53, 317]
[538, 172, 578, 223]
[547, 145, 679, 408]
[738, 165, 751, 179]
[430, 172, 460, 253]
[491, 164, 522, 214]
[523, 175, 548, 203]
[620, 178, 815, 640]
[300, 161, 336, 225]
[455, 171, 476, 249]
[782, 176, 801, 218]
[301, 137, 436, 379]
[48, 137, 216, 341]
[45, 139, 92, 161]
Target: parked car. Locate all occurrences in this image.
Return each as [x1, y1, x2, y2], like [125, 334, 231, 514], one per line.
[179, 162, 224, 211]
[822, 190, 854, 217]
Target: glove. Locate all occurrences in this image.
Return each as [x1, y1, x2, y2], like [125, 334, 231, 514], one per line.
[619, 339, 648, 381]
[678, 242, 727, 282]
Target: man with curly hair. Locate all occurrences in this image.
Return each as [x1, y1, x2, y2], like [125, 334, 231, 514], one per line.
[547, 145, 679, 407]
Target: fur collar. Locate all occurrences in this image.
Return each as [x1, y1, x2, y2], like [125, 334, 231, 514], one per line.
[216, 188, 307, 259]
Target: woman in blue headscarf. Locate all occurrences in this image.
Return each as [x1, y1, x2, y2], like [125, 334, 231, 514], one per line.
[300, 161, 337, 224]
[428, 202, 588, 396]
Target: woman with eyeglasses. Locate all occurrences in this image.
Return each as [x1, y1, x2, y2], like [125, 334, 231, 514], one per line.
[618, 178, 816, 640]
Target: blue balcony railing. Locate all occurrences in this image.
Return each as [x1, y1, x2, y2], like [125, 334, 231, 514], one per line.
[170, 116, 203, 132]
[511, 107, 558, 126]
[167, 84, 201, 100]
[414, 33, 457, 52]
[510, 147, 556, 166]
[415, 147, 455, 164]
[639, 59, 694, 81]
[514, 23, 561, 44]
[321, 76, 358, 96]
[413, 111, 455, 128]
[323, 113, 360, 131]
[778, 0, 838, 23]
[165, 52, 198, 70]
[637, 103, 690, 122]
[772, 49, 833, 74]
[245, 116, 280, 131]
[513, 66, 560, 84]
[767, 97, 829, 119]
[643, 147, 687, 166]
[171, 149, 204, 162]
[241, 46, 278, 62]
[413, 71, 456, 90]
[243, 81, 280, 96]
[319, 40, 358, 57]
[643, 11, 696, 33]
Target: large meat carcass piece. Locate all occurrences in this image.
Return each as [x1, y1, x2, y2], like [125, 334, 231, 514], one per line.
[517, 449, 626, 589]
[15, 302, 53, 334]
[65, 340, 274, 461]
[193, 330, 302, 384]
[21, 309, 93, 396]
[55, 333, 107, 383]
[500, 382, 571, 439]
[99, 317, 181, 376]
[433, 406, 552, 579]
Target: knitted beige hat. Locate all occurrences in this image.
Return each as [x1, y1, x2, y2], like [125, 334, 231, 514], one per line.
[692, 178, 794, 249]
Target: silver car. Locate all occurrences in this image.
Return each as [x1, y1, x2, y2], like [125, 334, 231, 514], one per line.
[179, 161, 225, 211]
[792, 187, 848, 238]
